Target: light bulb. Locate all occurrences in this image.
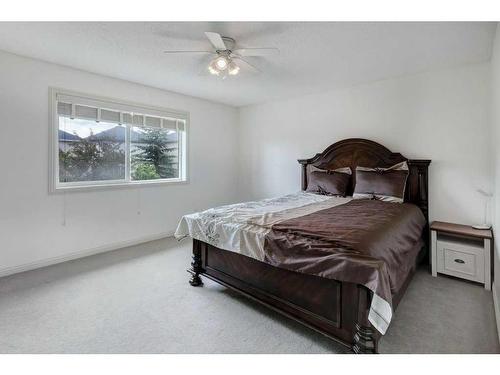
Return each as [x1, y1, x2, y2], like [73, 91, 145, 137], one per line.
[215, 56, 228, 70]
[208, 64, 220, 75]
[228, 61, 240, 75]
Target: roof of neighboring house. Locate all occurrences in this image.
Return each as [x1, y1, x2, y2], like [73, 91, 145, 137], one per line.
[58, 126, 178, 143]
[87, 126, 178, 143]
[87, 126, 127, 142]
[58, 129, 81, 141]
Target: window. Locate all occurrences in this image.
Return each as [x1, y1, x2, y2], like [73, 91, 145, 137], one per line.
[50, 89, 188, 191]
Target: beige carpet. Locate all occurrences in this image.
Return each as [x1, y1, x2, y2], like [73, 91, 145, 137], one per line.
[0, 237, 498, 353]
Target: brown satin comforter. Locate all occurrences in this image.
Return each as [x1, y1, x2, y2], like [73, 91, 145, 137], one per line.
[263, 199, 426, 308]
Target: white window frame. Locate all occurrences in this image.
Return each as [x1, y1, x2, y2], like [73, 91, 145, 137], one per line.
[49, 88, 189, 192]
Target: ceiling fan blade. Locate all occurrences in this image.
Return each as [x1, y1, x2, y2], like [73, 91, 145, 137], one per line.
[163, 50, 215, 54]
[205, 32, 227, 51]
[233, 57, 261, 73]
[232, 47, 279, 57]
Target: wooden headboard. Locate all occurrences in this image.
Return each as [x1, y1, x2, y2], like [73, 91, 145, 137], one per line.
[298, 138, 431, 223]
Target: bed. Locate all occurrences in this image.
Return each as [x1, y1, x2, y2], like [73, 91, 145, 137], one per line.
[175, 138, 431, 353]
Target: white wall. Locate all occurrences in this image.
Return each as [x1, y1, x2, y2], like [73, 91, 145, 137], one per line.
[490, 24, 500, 336]
[0, 50, 239, 275]
[238, 63, 491, 225]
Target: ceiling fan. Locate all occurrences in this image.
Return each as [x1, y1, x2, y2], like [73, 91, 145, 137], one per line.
[163, 32, 279, 78]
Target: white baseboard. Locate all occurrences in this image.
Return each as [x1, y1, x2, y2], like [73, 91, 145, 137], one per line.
[494, 282, 500, 344]
[0, 231, 174, 278]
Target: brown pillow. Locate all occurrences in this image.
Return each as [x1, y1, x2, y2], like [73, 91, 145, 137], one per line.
[306, 169, 351, 196]
[353, 162, 409, 203]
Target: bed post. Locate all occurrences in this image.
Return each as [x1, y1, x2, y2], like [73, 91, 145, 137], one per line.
[407, 159, 431, 262]
[352, 286, 377, 354]
[298, 160, 308, 191]
[189, 240, 204, 287]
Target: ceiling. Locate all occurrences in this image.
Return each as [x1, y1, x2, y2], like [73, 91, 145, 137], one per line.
[0, 22, 496, 107]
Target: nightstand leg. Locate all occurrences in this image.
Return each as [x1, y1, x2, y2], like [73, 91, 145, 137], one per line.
[484, 239, 491, 291]
[431, 230, 437, 277]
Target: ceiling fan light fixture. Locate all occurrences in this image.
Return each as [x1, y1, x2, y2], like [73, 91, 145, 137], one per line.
[214, 56, 228, 70]
[208, 63, 220, 76]
[208, 55, 239, 77]
[228, 61, 240, 76]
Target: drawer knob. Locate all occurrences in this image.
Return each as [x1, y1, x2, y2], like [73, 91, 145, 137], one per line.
[454, 259, 465, 264]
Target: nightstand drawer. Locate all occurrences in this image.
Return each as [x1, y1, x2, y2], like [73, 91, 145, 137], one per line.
[437, 240, 484, 283]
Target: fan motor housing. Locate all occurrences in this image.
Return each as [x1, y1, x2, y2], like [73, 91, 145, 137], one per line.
[220, 36, 235, 51]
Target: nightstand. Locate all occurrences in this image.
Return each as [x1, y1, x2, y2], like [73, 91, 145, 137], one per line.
[430, 221, 493, 290]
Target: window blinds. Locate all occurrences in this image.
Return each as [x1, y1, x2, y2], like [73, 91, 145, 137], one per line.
[56, 93, 186, 131]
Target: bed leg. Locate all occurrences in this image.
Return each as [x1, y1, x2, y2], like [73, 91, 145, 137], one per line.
[352, 287, 377, 354]
[352, 323, 376, 354]
[189, 243, 203, 287]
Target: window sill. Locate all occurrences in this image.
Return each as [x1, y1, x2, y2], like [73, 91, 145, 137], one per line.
[50, 178, 189, 193]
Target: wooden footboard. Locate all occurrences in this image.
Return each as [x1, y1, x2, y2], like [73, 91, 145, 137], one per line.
[188, 239, 388, 353]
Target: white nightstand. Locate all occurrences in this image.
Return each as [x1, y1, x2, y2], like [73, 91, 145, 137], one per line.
[430, 221, 493, 290]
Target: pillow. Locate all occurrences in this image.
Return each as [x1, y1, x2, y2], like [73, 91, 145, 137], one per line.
[306, 167, 351, 196]
[353, 161, 409, 203]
